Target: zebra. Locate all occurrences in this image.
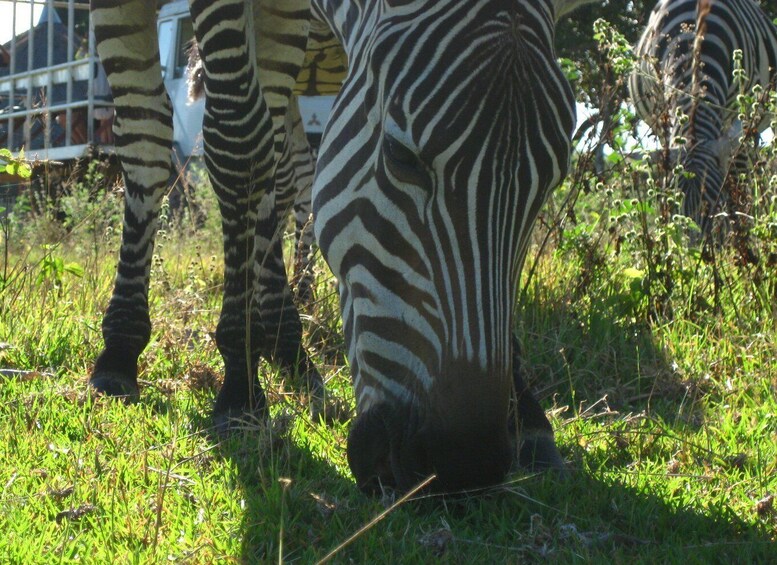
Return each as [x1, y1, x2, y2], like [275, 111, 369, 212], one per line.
[311, 0, 598, 492]
[628, 0, 777, 235]
[185, 22, 347, 302]
[90, 0, 594, 493]
[89, 0, 328, 424]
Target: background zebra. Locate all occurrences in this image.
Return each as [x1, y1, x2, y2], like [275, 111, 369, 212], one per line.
[628, 0, 777, 236]
[90, 0, 594, 494]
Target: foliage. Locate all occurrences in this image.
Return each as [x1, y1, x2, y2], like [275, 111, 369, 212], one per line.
[36, 244, 84, 289]
[0, 148, 33, 180]
[556, 0, 654, 106]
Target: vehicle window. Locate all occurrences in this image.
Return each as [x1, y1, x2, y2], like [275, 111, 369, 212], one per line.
[174, 18, 194, 79]
[158, 20, 174, 78]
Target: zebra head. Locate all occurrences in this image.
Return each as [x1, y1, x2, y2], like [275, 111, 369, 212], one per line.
[677, 122, 744, 233]
[313, 0, 578, 493]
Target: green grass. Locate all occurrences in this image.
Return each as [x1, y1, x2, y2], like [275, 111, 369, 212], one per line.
[1, 149, 776, 563]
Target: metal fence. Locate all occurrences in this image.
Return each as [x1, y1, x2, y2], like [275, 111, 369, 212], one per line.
[0, 0, 113, 162]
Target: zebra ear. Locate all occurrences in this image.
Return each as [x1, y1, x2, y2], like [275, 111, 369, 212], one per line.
[712, 121, 744, 161]
[552, 0, 598, 21]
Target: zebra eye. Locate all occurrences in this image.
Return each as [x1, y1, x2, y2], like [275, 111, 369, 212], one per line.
[383, 134, 420, 169]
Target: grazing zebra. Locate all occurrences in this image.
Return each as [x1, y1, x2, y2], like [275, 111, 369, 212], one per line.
[629, 0, 777, 234]
[312, 0, 597, 492]
[90, 0, 593, 493]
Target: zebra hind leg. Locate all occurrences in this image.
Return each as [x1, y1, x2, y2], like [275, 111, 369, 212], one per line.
[291, 204, 316, 305]
[287, 98, 317, 305]
[255, 201, 325, 420]
[188, 0, 280, 432]
[510, 336, 565, 472]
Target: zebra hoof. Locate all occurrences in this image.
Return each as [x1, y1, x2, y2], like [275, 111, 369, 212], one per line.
[518, 432, 566, 474]
[89, 374, 140, 403]
[307, 384, 328, 423]
[212, 406, 269, 437]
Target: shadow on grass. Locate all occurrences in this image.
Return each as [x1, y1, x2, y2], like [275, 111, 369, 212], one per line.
[203, 429, 775, 561]
[519, 287, 709, 430]
[180, 398, 773, 563]
[181, 402, 358, 563]
[402, 470, 776, 562]
[169, 291, 771, 561]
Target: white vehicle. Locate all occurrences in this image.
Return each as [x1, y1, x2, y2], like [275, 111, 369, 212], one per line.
[0, 0, 334, 168]
[157, 0, 335, 163]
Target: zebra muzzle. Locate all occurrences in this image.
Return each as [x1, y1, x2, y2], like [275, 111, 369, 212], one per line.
[347, 401, 512, 495]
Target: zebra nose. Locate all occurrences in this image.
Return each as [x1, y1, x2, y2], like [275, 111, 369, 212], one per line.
[347, 403, 398, 494]
[419, 424, 512, 493]
[347, 402, 512, 494]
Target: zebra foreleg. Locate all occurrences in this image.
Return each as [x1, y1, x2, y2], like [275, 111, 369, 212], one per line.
[510, 337, 565, 472]
[189, 0, 278, 430]
[91, 186, 168, 401]
[208, 150, 275, 429]
[89, 0, 173, 402]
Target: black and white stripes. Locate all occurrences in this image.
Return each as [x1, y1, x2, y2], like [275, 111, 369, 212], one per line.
[313, 0, 589, 491]
[89, 0, 174, 397]
[629, 0, 777, 233]
[90, 0, 593, 493]
[90, 0, 323, 423]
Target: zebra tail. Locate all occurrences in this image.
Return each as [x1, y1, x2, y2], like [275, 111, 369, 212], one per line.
[186, 39, 204, 102]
